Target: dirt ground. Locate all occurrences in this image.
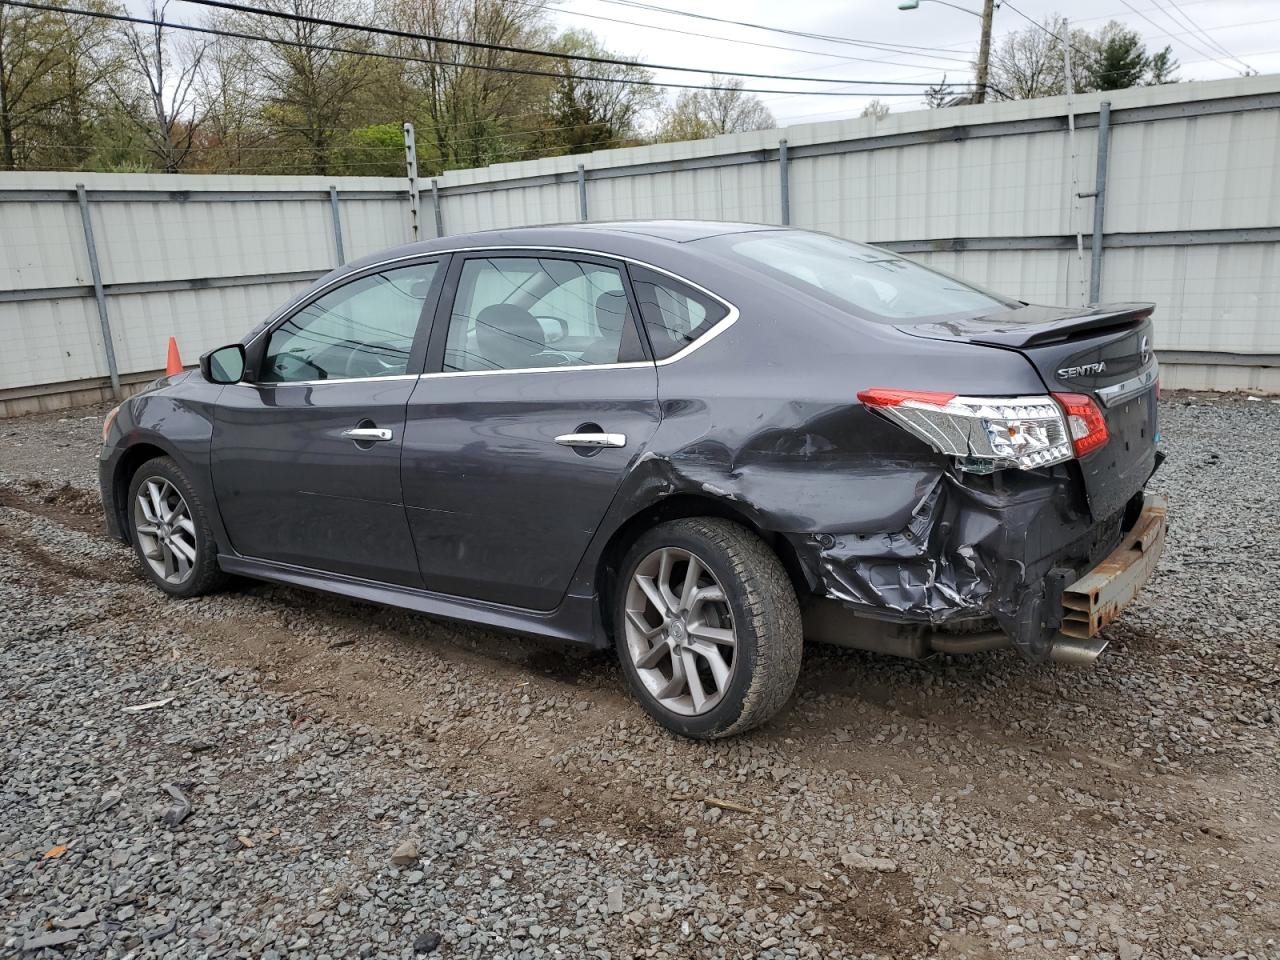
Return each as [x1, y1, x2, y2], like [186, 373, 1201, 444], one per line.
[1, 395, 1277, 959]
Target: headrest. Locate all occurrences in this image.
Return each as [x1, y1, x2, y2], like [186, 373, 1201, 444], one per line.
[474, 303, 546, 369]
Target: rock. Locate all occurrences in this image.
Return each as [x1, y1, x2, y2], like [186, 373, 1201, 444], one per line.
[390, 838, 418, 866]
[839, 850, 898, 873]
[22, 930, 80, 950]
[160, 783, 192, 826]
[413, 931, 441, 953]
[54, 909, 97, 929]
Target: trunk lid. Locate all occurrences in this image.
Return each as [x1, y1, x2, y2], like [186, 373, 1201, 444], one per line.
[899, 303, 1160, 520]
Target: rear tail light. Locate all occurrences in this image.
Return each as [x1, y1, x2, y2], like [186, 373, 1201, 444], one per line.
[858, 387, 1108, 473]
[1053, 392, 1109, 457]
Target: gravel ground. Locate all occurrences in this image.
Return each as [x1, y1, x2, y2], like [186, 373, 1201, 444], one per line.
[1, 395, 1277, 960]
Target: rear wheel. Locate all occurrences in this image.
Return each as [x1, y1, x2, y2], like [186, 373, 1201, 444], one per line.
[127, 457, 228, 597]
[615, 518, 802, 739]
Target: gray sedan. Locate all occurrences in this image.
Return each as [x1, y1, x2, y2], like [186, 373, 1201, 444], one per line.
[98, 221, 1165, 738]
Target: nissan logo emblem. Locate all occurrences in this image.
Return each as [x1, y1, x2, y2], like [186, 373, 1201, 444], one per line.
[1140, 335, 1151, 365]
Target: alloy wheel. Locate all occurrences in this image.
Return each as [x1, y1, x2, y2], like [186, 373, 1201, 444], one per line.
[623, 546, 738, 716]
[132, 477, 198, 585]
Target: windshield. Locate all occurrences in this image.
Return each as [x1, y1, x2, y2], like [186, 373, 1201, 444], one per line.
[707, 230, 1016, 322]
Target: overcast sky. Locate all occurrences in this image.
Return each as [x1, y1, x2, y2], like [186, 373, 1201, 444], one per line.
[543, 0, 1280, 124]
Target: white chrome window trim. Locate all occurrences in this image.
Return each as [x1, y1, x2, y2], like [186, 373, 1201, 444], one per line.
[243, 246, 740, 379]
[421, 360, 653, 380]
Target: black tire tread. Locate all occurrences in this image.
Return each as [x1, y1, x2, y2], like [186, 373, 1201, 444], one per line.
[619, 517, 803, 739]
[127, 456, 229, 598]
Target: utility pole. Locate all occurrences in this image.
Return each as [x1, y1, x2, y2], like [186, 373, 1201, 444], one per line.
[975, 0, 996, 103]
[898, 0, 997, 103]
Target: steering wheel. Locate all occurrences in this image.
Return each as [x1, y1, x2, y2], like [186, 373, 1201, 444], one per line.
[344, 343, 406, 379]
[270, 351, 327, 382]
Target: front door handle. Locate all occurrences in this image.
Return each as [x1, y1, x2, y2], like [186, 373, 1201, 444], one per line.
[555, 432, 626, 449]
[342, 427, 393, 442]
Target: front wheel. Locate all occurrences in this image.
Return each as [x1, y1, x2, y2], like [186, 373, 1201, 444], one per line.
[615, 518, 803, 739]
[127, 456, 228, 598]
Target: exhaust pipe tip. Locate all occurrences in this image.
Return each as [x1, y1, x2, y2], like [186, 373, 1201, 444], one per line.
[1050, 633, 1110, 665]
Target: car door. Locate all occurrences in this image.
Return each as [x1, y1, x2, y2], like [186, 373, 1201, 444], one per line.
[211, 257, 445, 586]
[401, 250, 660, 611]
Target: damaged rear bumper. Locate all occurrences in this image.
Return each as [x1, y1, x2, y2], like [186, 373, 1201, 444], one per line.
[1059, 493, 1166, 641]
[789, 469, 1166, 662]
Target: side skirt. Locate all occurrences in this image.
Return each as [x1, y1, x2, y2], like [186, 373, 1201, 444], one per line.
[216, 554, 607, 648]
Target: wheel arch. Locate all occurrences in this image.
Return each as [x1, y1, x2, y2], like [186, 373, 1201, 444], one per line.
[110, 441, 174, 542]
[594, 493, 814, 642]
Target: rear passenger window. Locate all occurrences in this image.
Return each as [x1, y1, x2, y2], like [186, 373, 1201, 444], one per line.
[444, 256, 643, 372]
[629, 266, 728, 361]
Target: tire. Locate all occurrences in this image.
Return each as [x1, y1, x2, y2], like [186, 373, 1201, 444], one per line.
[614, 518, 803, 739]
[126, 456, 229, 598]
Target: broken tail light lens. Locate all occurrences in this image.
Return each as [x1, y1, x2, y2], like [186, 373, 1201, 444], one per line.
[1053, 392, 1109, 458]
[858, 389, 1075, 473]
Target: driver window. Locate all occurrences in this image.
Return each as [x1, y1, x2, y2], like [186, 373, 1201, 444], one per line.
[444, 256, 636, 372]
[261, 262, 438, 383]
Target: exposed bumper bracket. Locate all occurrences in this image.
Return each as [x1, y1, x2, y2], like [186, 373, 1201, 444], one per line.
[1060, 493, 1167, 641]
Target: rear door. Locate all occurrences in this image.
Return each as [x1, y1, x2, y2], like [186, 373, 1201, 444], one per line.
[211, 258, 445, 585]
[401, 250, 659, 610]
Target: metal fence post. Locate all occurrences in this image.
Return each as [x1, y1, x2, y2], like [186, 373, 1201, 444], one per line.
[75, 184, 120, 396]
[403, 122, 420, 240]
[432, 179, 444, 237]
[778, 139, 790, 226]
[577, 163, 588, 222]
[1088, 101, 1112, 305]
[328, 185, 345, 265]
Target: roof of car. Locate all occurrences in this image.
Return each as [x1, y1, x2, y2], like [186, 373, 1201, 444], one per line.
[336, 220, 788, 278]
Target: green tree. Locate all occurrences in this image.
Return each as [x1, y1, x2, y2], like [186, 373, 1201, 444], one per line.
[988, 16, 1179, 101]
[537, 29, 658, 157]
[1092, 23, 1148, 91]
[335, 122, 404, 176]
[221, 0, 379, 175]
[0, 0, 117, 169]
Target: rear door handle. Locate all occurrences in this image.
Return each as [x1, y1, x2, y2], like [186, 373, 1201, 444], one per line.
[342, 427, 393, 442]
[555, 432, 626, 449]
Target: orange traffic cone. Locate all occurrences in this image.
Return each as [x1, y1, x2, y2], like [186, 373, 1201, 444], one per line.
[165, 337, 184, 376]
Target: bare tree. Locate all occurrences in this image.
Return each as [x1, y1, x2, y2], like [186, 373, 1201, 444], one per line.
[860, 99, 889, 120]
[108, 1, 209, 172]
[387, 0, 551, 171]
[194, 33, 271, 171]
[217, 0, 379, 175]
[656, 76, 774, 142]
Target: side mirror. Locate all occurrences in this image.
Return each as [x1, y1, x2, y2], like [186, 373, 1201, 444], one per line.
[200, 344, 246, 384]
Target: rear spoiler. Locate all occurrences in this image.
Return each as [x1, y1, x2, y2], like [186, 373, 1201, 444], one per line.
[899, 303, 1155, 349]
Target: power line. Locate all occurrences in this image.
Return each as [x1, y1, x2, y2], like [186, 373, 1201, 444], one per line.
[1, 0, 976, 97]
[510, 0, 976, 68]
[1150, 0, 1253, 73]
[178, 0, 965, 88]
[580, 0, 985, 61]
[1115, 0, 1246, 76]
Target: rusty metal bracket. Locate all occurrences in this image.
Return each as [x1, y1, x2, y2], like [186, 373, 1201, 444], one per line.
[1061, 493, 1167, 639]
